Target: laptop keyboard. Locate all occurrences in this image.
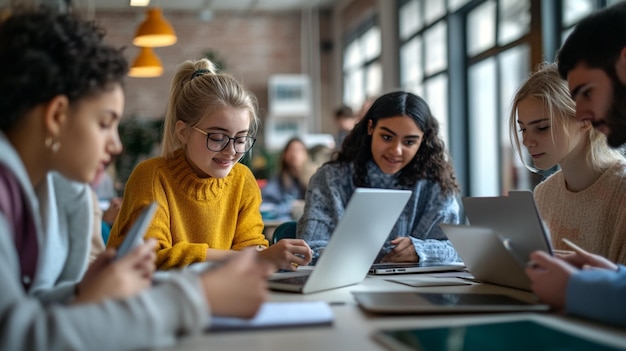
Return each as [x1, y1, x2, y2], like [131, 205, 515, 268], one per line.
[272, 274, 310, 285]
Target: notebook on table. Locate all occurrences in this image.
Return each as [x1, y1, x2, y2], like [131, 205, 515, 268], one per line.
[207, 301, 334, 331]
[268, 188, 412, 294]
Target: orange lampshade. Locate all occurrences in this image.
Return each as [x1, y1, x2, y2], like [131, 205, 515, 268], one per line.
[132, 8, 177, 47]
[128, 47, 163, 78]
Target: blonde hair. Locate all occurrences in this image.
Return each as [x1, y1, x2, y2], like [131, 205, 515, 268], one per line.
[509, 62, 623, 173]
[161, 58, 260, 158]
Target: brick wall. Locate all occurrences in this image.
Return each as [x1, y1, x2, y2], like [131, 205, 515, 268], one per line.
[96, 10, 304, 122]
[94, 1, 381, 142]
[340, 0, 376, 33]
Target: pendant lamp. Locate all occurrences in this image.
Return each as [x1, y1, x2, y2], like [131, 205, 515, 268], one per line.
[128, 47, 163, 78]
[133, 8, 177, 47]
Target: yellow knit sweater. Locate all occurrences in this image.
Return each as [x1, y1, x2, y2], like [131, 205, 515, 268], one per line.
[107, 150, 267, 269]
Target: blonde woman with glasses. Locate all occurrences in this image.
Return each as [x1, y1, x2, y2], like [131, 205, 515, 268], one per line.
[108, 58, 311, 271]
[510, 63, 626, 264]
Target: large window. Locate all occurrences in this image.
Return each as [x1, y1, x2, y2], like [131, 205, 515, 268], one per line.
[343, 23, 382, 111]
[561, 0, 624, 40]
[468, 57, 499, 196]
[398, 0, 461, 147]
[499, 45, 531, 193]
[466, 46, 531, 196]
[466, 0, 530, 196]
[391, 0, 624, 197]
[397, 0, 529, 196]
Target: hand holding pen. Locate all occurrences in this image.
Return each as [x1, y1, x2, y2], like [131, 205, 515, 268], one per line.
[525, 238, 619, 310]
[557, 238, 618, 271]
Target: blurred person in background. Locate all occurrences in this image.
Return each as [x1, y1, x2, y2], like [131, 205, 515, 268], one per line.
[262, 137, 316, 220]
[333, 105, 357, 149]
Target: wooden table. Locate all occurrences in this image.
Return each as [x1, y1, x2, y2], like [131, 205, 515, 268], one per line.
[162, 272, 626, 350]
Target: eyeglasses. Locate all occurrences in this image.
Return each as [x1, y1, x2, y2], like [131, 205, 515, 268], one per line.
[192, 126, 256, 154]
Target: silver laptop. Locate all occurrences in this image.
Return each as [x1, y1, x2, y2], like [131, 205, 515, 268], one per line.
[268, 188, 412, 294]
[462, 190, 554, 265]
[439, 224, 532, 291]
[368, 262, 465, 275]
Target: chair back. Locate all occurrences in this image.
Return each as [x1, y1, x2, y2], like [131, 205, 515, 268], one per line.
[271, 221, 297, 245]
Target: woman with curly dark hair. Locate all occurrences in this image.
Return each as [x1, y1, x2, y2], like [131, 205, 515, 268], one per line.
[296, 91, 461, 264]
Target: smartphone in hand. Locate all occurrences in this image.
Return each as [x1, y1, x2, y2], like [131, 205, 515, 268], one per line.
[115, 202, 158, 260]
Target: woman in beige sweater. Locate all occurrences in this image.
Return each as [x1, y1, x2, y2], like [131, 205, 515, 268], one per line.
[509, 63, 626, 264]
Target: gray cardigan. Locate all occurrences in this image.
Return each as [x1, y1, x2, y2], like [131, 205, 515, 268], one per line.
[0, 132, 209, 350]
[297, 161, 461, 264]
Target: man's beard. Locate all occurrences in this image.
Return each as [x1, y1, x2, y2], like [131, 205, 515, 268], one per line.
[604, 79, 626, 148]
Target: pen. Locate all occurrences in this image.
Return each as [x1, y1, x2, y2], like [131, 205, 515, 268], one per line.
[562, 238, 586, 255]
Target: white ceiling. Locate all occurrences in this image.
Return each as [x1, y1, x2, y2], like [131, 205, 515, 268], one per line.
[81, 0, 335, 12]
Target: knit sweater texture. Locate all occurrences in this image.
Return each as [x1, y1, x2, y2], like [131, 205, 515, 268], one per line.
[297, 160, 461, 264]
[534, 160, 626, 264]
[108, 149, 267, 269]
